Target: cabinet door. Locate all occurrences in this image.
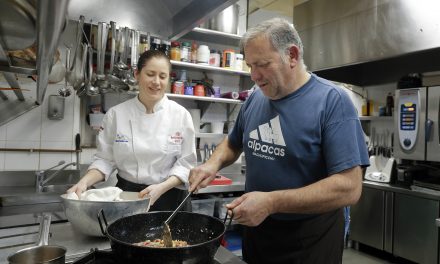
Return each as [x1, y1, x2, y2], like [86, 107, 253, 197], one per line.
[394, 193, 439, 264]
[350, 187, 385, 250]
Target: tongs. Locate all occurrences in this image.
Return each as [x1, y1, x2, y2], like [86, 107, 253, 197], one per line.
[161, 191, 192, 247]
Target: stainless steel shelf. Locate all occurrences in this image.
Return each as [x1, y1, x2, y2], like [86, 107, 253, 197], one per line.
[0, 65, 37, 75]
[359, 116, 393, 121]
[182, 27, 241, 46]
[171, 60, 250, 77]
[166, 93, 242, 104]
[196, 132, 226, 138]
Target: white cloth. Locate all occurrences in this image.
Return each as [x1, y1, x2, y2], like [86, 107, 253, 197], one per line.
[66, 187, 124, 201]
[88, 95, 196, 187]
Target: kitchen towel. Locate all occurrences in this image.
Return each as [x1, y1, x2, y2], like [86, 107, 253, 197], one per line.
[66, 187, 124, 201]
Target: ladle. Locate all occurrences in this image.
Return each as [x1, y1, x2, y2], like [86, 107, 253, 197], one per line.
[86, 45, 99, 96]
[161, 191, 192, 247]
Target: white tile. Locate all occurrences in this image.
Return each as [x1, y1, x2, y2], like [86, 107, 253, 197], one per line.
[41, 116, 74, 141]
[39, 141, 74, 170]
[4, 141, 40, 171]
[0, 140, 5, 170]
[0, 124, 6, 140]
[5, 107, 42, 141]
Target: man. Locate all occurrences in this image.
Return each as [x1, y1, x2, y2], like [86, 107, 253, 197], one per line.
[189, 18, 369, 264]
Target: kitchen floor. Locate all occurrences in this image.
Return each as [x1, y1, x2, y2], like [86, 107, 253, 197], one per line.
[343, 242, 417, 264]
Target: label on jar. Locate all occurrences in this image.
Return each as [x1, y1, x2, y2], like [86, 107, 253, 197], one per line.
[172, 81, 184, 94]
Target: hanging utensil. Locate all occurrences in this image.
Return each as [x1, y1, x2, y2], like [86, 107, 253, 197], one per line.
[0, 87, 30, 91]
[58, 47, 72, 97]
[86, 45, 99, 96]
[161, 191, 193, 247]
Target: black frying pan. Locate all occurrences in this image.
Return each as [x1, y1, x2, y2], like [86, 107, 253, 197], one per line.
[98, 210, 231, 264]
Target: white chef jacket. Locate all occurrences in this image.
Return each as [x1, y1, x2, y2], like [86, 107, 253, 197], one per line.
[88, 95, 197, 188]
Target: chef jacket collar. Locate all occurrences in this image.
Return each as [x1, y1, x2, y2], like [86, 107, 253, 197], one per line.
[134, 94, 168, 113]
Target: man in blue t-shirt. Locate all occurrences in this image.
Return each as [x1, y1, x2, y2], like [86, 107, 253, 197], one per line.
[189, 17, 369, 264]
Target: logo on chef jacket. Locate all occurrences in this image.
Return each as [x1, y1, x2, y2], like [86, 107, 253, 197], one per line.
[170, 131, 183, 144]
[115, 133, 129, 143]
[247, 116, 286, 160]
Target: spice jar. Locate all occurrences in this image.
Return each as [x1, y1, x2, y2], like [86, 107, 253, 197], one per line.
[170, 41, 181, 61]
[181, 42, 191, 62]
[191, 42, 198, 63]
[209, 49, 221, 67]
[197, 45, 210, 65]
[222, 49, 235, 68]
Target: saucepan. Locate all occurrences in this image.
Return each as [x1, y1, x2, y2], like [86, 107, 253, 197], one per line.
[7, 214, 66, 264]
[98, 210, 232, 264]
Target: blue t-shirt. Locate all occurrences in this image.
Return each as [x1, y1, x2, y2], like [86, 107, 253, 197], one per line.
[229, 73, 370, 219]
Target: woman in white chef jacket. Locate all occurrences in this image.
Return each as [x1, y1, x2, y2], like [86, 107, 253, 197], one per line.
[68, 50, 197, 211]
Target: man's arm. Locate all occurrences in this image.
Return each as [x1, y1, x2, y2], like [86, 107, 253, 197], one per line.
[227, 166, 363, 226]
[189, 138, 242, 192]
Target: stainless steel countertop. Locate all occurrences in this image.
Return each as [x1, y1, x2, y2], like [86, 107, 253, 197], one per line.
[0, 222, 245, 264]
[363, 180, 440, 200]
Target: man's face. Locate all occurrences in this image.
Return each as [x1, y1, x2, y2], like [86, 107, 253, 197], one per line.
[244, 35, 294, 100]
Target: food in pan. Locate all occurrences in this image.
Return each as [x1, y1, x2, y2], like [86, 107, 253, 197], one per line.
[133, 238, 189, 248]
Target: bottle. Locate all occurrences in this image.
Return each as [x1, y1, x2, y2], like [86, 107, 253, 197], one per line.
[197, 45, 210, 65]
[170, 41, 181, 61]
[386, 92, 394, 116]
[222, 49, 235, 68]
[159, 40, 171, 57]
[180, 42, 191, 62]
[150, 37, 161, 51]
[190, 42, 198, 63]
[139, 35, 149, 54]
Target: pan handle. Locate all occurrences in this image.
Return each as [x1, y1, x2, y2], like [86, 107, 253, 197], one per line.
[97, 209, 109, 236]
[223, 209, 234, 230]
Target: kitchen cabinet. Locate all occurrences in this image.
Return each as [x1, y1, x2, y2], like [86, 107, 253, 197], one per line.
[393, 193, 439, 264]
[350, 186, 393, 252]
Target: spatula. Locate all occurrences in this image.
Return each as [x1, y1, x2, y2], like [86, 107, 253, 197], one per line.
[161, 191, 192, 247]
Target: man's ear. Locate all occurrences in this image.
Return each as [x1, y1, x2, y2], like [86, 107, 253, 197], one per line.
[288, 45, 300, 68]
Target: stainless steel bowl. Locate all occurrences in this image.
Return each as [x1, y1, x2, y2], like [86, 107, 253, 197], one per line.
[60, 192, 150, 237]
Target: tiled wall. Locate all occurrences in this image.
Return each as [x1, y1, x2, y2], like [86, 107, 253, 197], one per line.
[0, 81, 80, 171]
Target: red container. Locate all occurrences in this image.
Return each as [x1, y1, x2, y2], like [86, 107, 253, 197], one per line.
[172, 81, 184, 94]
[194, 84, 205, 96]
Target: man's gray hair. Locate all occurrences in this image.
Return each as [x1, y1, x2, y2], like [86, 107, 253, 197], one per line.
[240, 18, 305, 65]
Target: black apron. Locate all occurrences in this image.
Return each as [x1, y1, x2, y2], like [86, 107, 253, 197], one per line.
[116, 174, 192, 212]
[242, 208, 344, 264]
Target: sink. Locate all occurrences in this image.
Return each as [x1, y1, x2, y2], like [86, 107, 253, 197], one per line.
[41, 184, 74, 193]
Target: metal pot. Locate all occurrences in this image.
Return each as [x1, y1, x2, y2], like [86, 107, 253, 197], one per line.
[203, 4, 240, 34]
[98, 210, 231, 264]
[7, 214, 66, 264]
[60, 192, 150, 237]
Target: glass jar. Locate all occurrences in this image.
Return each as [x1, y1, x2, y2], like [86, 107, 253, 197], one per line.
[222, 49, 235, 68]
[150, 37, 161, 51]
[181, 42, 191, 62]
[234, 53, 243, 71]
[159, 40, 171, 57]
[209, 50, 221, 67]
[139, 35, 150, 54]
[191, 42, 198, 63]
[170, 41, 181, 61]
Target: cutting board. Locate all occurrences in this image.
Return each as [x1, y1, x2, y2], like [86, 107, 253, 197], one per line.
[209, 174, 232, 185]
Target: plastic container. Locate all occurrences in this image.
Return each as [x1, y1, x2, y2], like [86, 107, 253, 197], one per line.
[184, 85, 194, 95]
[191, 42, 198, 63]
[197, 44, 210, 65]
[209, 50, 221, 67]
[194, 84, 205, 96]
[191, 198, 217, 216]
[234, 53, 243, 71]
[172, 81, 184, 94]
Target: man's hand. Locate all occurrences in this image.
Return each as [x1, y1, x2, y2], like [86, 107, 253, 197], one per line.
[189, 163, 218, 193]
[226, 192, 275, 226]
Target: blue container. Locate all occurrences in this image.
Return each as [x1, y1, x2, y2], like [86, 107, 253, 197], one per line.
[184, 86, 194, 95]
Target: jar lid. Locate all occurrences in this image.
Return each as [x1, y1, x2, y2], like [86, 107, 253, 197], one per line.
[182, 42, 191, 47]
[171, 41, 180, 47]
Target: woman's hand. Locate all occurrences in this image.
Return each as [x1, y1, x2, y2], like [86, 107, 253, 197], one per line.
[139, 183, 168, 206]
[67, 181, 88, 198]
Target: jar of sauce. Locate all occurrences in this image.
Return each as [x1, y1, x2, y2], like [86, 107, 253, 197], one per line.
[181, 42, 191, 62]
[172, 81, 184, 94]
[170, 41, 181, 61]
[194, 84, 205, 96]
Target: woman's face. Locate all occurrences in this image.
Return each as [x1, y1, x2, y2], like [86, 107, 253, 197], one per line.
[135, 56, 170, 105]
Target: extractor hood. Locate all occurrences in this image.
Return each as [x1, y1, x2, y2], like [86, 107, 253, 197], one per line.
[67, 0, 238, 40]
[294, 0, 440, 86]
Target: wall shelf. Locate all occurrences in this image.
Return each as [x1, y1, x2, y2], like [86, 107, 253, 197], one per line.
[182, 27, 242, 46]
[166, 93, 242, 104]
[171, 60, 250, 77]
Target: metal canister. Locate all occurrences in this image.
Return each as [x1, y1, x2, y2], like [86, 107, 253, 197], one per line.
[172, 81, 184, 94]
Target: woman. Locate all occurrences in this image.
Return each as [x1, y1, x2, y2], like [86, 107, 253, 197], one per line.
[68, 50, 196, 211]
